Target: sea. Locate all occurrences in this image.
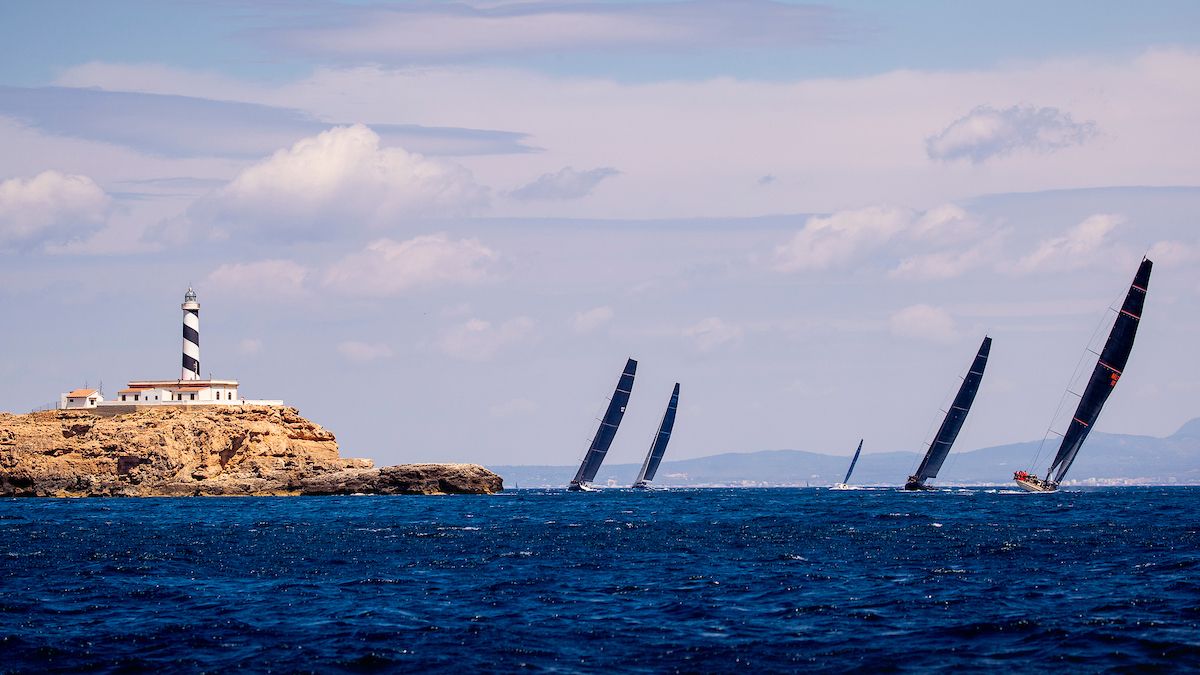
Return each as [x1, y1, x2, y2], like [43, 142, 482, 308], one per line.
[2, 487, 1199, 672]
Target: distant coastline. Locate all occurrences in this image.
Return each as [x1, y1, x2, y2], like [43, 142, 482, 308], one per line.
[491, 418, 1200, 488]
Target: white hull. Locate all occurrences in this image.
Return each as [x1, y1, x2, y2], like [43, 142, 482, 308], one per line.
[829, 483, 862, 491]
[567, 482, 599, 492]
[1014, 478, 1057, 493]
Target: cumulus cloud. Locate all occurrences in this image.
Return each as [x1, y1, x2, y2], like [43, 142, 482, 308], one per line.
[907, 204, 981, 244]
[205, 259, 310, 297]
[926, 104, 1097, 164]
[774, 203, 997, 278]
[890, 247, 986, 281]
[438, 317, 536, 361]
[323, 234, 498, 296]
[1147, 240, 1198, 266]
[773, 206, 913, 272]
[571, 306, 615, 333]
[185, 125, 487, 240]
[337, 340, 394, 363]
[510, 166, 619, 201]
[1014, 214, 1121, 273]
[0, 170, 110, 248]
[683, 317, 743, 352]
[889, 304, 958, 343]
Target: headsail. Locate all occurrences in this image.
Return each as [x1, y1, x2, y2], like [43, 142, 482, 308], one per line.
[906, 336, 991, 489]
[633, 383, 680, 487]
[843, 439, 863, 485]
[1046, 259, 1152, 484]
[570, 358, 637, 488]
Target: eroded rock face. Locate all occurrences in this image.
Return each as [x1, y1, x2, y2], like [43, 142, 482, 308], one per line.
[0, 407, 502, 496]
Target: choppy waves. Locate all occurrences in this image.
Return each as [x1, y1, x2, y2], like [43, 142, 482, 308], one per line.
[2, 488, 1200, 670]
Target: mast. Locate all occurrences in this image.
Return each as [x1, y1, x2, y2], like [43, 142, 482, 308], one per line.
[907, 336, 991, 488]
[570, 358, 637, 487]
[1046, 258, 1152, 484]
[634, 383, 680, 486]
[843, 439, 863, 485]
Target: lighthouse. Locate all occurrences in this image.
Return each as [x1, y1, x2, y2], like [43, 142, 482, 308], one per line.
[181, 287, 200, 380]
[60, 286, 284, 409]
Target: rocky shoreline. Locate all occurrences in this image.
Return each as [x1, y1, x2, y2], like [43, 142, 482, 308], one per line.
[0, 407, 502, 497]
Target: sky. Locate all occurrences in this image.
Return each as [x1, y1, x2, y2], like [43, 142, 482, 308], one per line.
[1, 1, 1199, 470]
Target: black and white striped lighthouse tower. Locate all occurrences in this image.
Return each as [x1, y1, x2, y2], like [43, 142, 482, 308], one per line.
[181, 287, 200, 380]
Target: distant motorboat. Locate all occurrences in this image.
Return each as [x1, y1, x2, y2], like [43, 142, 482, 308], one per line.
[568, 358, 637, 492]
[830, 439, 864, 490]
[632, 383, 679, 489]
[904, 336, 992, 491]
[1016, 259, 1152, 493]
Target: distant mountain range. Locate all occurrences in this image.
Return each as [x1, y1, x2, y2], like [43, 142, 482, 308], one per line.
[488, 418, 1200, 488]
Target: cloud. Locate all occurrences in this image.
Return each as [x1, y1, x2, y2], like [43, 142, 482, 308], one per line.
[0, 170, 109, 248]
[438, 317, 536, 361]
[889, 305, 958, 343]
[890, 247, 986, 281]
[926, 105, 1098, 163]
[510, 166, 619, 201]
[205, 259, 309, 298]
[183, 125, 488, 241]
[337, 340, 394, 363]
[772, 206, 913, 272]
[907, 204, 981, 244]
[323, 234, 498, 296]
[1147, 240, 1198, 266]
[489, 397, 540, 418]
[683, 317, 743, 352]
[0, 85, 535, 159]
[757, 175, 777, 186]
[1014, 214, 1121, 273]
[257, 1, 847, 62]
[571, 306, 615, 333]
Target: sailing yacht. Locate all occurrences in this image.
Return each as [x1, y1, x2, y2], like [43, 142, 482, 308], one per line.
[904, 336, 992, 491]
[568, 358, 637, 491]
[1016, 259, 1152, 493]
[831, 439, 864, 490]
[632, 383, 680, 489]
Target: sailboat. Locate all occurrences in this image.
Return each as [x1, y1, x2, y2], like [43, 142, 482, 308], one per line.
[1015, 258, 1152, 493]
[904, 336, 992, 490]
[632, 383, 680, 489]
[831, 439, 864, 490]
[568, 358, 637, 491]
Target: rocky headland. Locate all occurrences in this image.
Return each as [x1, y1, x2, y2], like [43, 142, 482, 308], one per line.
[0, 406, 502, 497]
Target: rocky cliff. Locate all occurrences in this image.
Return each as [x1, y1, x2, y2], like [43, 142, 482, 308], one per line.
[0, 407, 502, 496]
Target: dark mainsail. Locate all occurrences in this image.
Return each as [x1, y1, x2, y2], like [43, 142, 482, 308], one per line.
[842, 439, 863, 485]
[633, 383, 680, 487]
[569, 358, 637, 489]
[905, 336, 992, 490]
[1045, 259, 1152, 485]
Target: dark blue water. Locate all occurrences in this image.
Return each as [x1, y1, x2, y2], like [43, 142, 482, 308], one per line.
[3, 488, 1200, 672]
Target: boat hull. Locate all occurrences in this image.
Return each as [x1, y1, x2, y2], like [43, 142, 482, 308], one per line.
[567, 481, 598, 492]
[1014, 477, 1057, 493]
[830, 483, 861, 491]
[631, 480, 650, 489]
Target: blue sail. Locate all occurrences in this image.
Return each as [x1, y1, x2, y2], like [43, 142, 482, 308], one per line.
[843, 439, 863, 485]
[633, 383, 679, 487]
[570, 358, 637, 488]
[1047, 259, 1151, 484]
[906, 336, 991, 489]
